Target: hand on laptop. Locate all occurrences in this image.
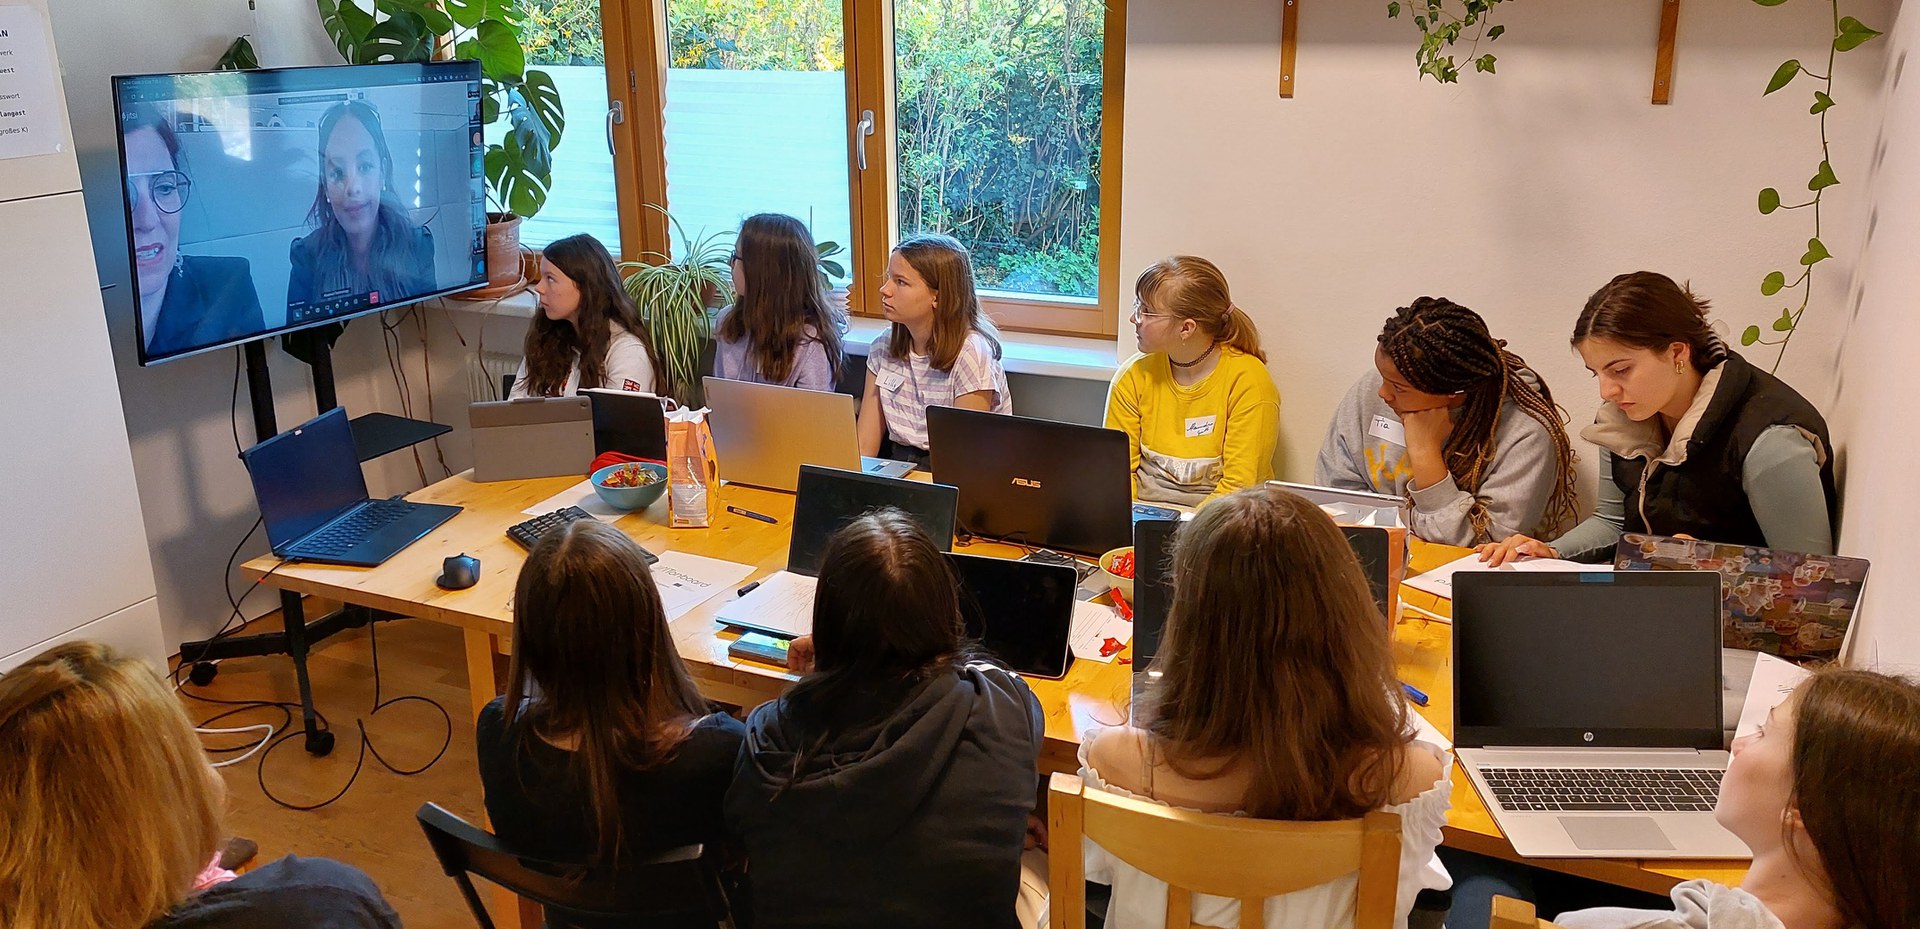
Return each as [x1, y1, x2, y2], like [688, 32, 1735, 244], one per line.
[1475, 534, 1557, 567]
[786, 635, 816, 674]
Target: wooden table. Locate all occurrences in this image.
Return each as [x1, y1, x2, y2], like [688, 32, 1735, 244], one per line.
[244, 471, 1748, 894]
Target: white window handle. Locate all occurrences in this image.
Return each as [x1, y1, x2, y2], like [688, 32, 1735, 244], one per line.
[853, 109, 875, 171]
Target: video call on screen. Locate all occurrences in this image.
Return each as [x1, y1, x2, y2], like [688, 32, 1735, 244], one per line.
[115, 62, 487, 364]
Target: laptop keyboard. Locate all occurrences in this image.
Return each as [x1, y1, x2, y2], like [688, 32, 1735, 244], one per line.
[1480, 767, 1723, 812]
[301, 499, 415, 556]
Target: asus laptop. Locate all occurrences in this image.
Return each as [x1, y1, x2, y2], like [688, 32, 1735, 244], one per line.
[243, 407, 461, 567]
[1452, 570, 1750, 859]
[715, 465, 958, 637]
[703, 377, 915, 492]
[926, 406, 1134, 556]
[950, 553, 1078, 679]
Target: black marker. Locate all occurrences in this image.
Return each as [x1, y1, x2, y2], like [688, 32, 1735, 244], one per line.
[737, 580, 762, 597]
[727, 505, 778, 524]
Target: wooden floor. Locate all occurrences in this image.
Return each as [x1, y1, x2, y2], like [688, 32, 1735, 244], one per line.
[175, 612, 493, 929]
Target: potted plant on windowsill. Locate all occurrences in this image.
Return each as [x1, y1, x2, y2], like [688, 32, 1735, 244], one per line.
[621, 206, 734, 407]
[314, 0, 565, 290]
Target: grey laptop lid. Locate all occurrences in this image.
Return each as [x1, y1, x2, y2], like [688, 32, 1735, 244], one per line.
[469, 396, 595, 482]
[705, 377, 862, 492]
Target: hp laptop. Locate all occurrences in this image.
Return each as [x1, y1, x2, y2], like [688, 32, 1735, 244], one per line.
[703, 377, 914, 492]
[1614, 533, 1869, 663]
[243, 407, 461, 567]
[1267, 480, 1407, 528]
[715, 465, 958, 637]
[950, 553, 1078, 679]
[1452, 571, 1750, 859]
[469, 396, 596, 482]
[926, 406, 1134, 556]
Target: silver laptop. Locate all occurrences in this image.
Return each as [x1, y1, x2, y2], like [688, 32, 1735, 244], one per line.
[1452, 570, 1751, 859]
[703, 377, 914, 492]
[1266, 480, 1406, 528]
[469, 396, 596, 482]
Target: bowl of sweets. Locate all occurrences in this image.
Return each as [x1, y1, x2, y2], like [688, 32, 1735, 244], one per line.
[590, 461, 668, 512]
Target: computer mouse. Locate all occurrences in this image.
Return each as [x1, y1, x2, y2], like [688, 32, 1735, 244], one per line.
[437, 553, 481, 590]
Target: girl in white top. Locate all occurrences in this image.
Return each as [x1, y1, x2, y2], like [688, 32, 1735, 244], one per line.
[1073, 485, 1451, 929]
[1557, 668, 1920, 929]
[510, 233, 661, 398]
[858, 233, 1012, 463]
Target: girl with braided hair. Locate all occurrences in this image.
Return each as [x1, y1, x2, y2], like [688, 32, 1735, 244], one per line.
[1315, 296, 1579, 546]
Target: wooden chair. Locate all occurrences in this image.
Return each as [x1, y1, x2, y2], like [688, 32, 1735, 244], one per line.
[1046, 772, 1403, 929]
[415, 802, 736, 929]
[1490, 895, 1569, 929]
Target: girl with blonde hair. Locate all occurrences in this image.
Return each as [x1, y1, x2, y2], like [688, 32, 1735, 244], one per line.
[0, 641, 400, 929]
[1105, 256, 1280, 504]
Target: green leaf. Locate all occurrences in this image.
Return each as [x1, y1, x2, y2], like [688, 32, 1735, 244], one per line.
[378, 0, 454, 34]
[1808, 160, 1839, 191]
[1741, 325, 1762, 346]
[1759, 187, 1781, 214]
[358, 12, 432, 63]
[819, 260, 845, 279]
[474, 19, 526, 83]
[1388, 2, 1400, 17]
[1800, 237, 1831, 266]
[486, 133, 551, 219]
[1765, 59, 1801, 95]
[214, 36, 259, 71]
[480, 91, 500, 124]
[1810, 91, 1835, 114]
[1475, 54, 1496, 74]
[1772, 310, 1796, 332]
[521, 69, 566, 153]
[1487, 24, 1505, 40]
[1761, 271, 1786, 296]
[317, 0, 375, 62]
[1835, 16, 1883, 52]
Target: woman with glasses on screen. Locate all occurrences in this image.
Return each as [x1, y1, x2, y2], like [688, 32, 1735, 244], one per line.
[287, 101, 436, 313]
[123, 105, 265, 359]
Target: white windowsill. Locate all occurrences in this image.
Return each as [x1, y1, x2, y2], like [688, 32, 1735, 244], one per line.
[441, 293, 1122, 382]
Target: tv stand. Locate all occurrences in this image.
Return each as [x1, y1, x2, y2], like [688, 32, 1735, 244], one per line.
[176, 337, 449, 757]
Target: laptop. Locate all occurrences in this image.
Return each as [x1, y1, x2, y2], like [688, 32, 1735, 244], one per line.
[469, 396, 596, 482]
[243, 407, 461, 567]
[1614, 533, 1869, 663]
[714, 465, 959, 638]
[583, 388, 667, 461]
[949, 553, 1078, 679]
[1267, 480, 1407, 528]
[926, 406, 1134, 555]
[1452, 570, 1750, 859]
[703, 377, 914, 492]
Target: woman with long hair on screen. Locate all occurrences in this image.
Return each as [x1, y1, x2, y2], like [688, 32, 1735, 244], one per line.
[510, 233, 662, 397]
[122, 103, 265, 359]
[287, 100, 436, 312]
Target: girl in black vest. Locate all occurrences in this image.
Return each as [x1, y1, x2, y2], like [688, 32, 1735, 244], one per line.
[1478, 272, 1834, 565]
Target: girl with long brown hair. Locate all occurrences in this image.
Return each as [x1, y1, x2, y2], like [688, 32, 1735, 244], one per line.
[1559, 668, 1920, 929]
[857, 234, 1012, 464]
[1315, 296, 1580, 546]
[287, 101, 435, 311]
[714, 212, 845, 390]
[510, 233, 662, 398]
[477, 520, 741, 925]
[0, 641, 401, 929]
[1105, 256, 1281, 505]
[1077, 486, 1451, 929]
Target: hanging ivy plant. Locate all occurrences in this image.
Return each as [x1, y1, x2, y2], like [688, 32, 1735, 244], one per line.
[1744, 0, 1881, 371]
[1387, 0, 1512, 83]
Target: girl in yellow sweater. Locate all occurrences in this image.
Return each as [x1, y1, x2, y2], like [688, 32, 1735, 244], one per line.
[1104, 256, 1281, 505]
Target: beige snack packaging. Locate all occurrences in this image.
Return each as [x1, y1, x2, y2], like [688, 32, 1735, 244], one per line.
[666, 406, 721, 528]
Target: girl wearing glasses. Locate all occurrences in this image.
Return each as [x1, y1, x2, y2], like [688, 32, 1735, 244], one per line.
[1104, 256, 1279, 505]
[712, 212, 845, 391]
[287, 101, 436, 314]
[123, 105, 265, 359]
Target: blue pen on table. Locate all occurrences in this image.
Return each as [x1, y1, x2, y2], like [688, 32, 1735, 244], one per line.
[1401, 682, 1430, 707]
[727, 505, 778, 524]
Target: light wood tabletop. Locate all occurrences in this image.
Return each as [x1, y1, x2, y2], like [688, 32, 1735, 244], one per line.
[243, 470, 1750, 893]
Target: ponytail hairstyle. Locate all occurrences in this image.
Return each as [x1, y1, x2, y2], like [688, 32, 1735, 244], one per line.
[1378, 297, 1579, 539]
[886, 234, 1002, 372]
[1134, 256, 1266, 363]
[521, 233, 660, 397]
[718, 213, 844, 386]
[1573, 271, 1728, 373]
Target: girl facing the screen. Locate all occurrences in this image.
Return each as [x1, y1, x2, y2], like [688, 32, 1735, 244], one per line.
[713, 212, 845, 391]
[511, 233, 662, 398]
[287, 100, 436, 310]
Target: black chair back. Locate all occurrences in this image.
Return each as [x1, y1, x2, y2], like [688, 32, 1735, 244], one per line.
[415, 802, 735, 929]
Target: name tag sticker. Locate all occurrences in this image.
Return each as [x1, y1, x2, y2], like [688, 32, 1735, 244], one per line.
[877, 370, 906, 392]
[1184, 415, 1217, 438]
[1368, 414, 1407, 447]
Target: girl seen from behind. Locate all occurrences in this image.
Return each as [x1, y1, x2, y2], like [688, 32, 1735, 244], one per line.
[858, 234, 1013, 465]
[726, 510, 1045, 929]
[511, 233, 663, 398]
[714, 213, 845, 391]
[476, 520, 744, 928]
[1077, 486, 1451, 929]
[0, 641, 402, 929]
[1105, 256, 1280, 505]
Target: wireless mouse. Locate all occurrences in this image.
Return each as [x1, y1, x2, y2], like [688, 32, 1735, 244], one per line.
[437, 553, 481, 590]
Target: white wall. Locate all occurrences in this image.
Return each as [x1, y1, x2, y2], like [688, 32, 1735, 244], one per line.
[1118, 0, 1891, 499]
[1829, 5, 1920, 673]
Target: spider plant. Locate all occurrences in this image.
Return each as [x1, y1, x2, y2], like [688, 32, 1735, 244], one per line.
[620, 206, 734, 407]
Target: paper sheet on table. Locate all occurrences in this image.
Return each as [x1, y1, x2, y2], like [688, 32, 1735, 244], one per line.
[650, 551, 755, 621]
[1402, 554, 1611, 599]
[1069, 601, 1132, 663]
[714, 571, 817, 635]
[522, 479, 627, 520]
[1406, 701, 1452, 752]
[1735, 653, 1812, 740]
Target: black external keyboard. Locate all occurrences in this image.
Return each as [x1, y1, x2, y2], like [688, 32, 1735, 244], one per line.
[506, 507, 658, 565]
[303, 499, 415, 556]
[1480, 767, 1722, 812]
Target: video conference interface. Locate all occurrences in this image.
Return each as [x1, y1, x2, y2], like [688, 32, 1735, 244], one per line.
[114, 62, 488, 365]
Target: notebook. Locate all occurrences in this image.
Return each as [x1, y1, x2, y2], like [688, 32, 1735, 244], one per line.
[1614, 533, 1869, 663]
[926, 406, 1134, 555]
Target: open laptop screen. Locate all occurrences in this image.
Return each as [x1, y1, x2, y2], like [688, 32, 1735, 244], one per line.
[788, 465, 959, 576]
[1453, 571, 1723, 750]
[243, 406, 368, 552]
[926, 406, 1133, 555]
